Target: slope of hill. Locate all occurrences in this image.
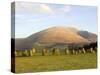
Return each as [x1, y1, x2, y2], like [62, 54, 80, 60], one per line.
[15, 26, 97, 50]
[78, 31, 97, 43]
[28, 26, 89, 44]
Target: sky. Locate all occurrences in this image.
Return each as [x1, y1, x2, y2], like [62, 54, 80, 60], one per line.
[14, 2, 98, 38]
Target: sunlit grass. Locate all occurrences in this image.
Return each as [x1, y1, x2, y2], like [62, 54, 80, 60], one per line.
[15, 53, 97, 73]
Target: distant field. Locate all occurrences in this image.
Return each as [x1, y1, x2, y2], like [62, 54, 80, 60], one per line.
[15, 53, 97, 73]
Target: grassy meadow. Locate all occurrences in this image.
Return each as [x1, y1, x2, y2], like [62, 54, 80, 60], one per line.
[15, 53, 97, 73]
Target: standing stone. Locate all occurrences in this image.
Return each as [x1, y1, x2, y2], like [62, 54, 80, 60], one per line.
[29, 50, 33, 56]
[24, 50, 28, 56]
[52, 48, 60, 55]
[82, 48, 86, 54]
[65, 48, 70, 55]
[79, 50, 82, 53]
[55, 48, 60, 55]
[15, 50, 17, 56]
[72, 49, 75, 54]
[42, 49, 48, 56]
[90, 48, 95, 53]
[27, 50, 33, 56]
[32, 48, 36, 53]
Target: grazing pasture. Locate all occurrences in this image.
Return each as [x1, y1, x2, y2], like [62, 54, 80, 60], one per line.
[15, 53, 97, 73]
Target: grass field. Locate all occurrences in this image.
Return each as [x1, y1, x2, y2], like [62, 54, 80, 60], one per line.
[15, 53, 97, 73]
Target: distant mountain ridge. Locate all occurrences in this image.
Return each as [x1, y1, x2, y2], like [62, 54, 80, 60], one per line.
[15, 26, 97, 50]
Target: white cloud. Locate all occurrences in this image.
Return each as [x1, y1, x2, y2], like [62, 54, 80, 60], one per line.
[55, 5, 72, 14]
[15, 2, 72, 15]
[40, 4, 53, 13]
[15, 2, 53, 14]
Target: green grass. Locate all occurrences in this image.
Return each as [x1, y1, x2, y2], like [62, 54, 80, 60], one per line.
[15, 53, 97, 73]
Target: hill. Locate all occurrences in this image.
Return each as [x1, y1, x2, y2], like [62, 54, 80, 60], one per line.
[15, 26, 97, 50]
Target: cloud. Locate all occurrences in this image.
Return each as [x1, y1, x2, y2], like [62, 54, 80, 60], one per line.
[15, 2, 72, 15]
[15, 2, 53, 14]
[40, 4, 53, 14]
[54, 5, 72, 14]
